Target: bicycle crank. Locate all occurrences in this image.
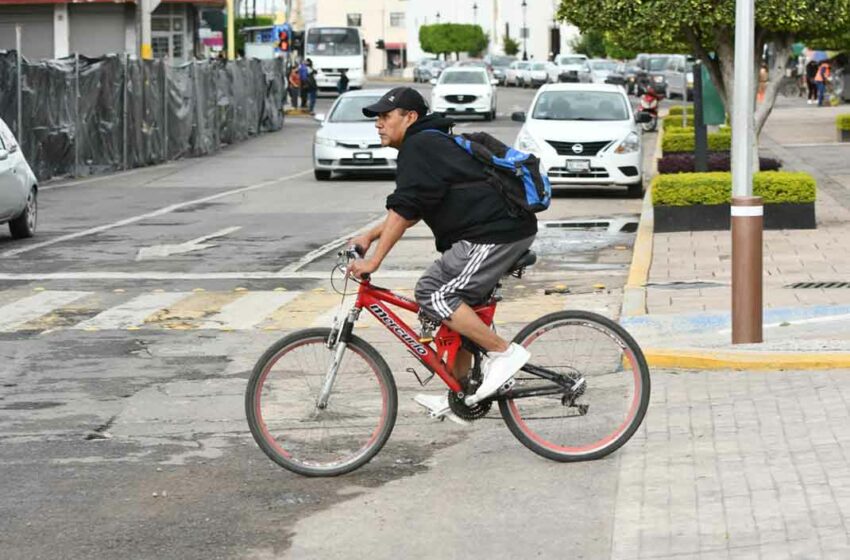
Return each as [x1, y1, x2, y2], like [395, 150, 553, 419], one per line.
[448, 390, 492, 421]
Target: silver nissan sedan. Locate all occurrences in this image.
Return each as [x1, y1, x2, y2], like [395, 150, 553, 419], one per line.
[0, 117, 37, 239]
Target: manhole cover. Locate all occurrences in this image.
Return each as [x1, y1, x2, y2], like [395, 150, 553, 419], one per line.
[786, 282, 850, 289]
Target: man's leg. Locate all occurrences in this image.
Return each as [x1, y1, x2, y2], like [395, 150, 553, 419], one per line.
[444, 304, 508, 354]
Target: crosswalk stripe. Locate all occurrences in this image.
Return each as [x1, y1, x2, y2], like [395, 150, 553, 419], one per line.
[74, 292, 190, 330]
[0, 291, 91, 332]
[200, 291, 301, 330]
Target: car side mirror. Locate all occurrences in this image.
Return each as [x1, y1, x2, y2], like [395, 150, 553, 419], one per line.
[511, 111, 526, 122]
[313, 113, 325, 123]
[635, 112, 653, 124]
[429, 78, 437, 85]
[0, 149, 8, 161]
[490, 78, 499, 86]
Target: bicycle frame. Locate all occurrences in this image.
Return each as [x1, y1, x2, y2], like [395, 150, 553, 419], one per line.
[351, 279, 496, 394]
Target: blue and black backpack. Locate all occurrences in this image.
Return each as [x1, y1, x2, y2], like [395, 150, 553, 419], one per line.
[424, 130, 552, 216]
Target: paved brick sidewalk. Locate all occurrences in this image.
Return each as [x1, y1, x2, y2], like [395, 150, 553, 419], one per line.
[647, 103, 850, 316]
[611, 368, 850, 559]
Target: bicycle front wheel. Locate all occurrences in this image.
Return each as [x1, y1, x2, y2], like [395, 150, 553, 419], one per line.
[499, 311, 650, 462]
[245, 328, 398, 477]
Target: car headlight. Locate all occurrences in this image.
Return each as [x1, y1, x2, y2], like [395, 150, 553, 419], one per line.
[315, 136, 337, 147]
[516, 129, 540, 153]
[653, 76, 664, 83]
[615, 132, 641, 154]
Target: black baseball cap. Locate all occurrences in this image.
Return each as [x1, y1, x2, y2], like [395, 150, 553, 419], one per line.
[362, 87, 428, 118]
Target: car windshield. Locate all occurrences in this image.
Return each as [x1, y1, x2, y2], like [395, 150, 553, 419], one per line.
[591, 60, 617, 71]
[518, 62, 531, 70]
[531, 62, 547, 70]
[558, 56, 586, 66]
[490, 56, 515, 68]
[306, 28, 361, 56]
[648, 57, 670, 71]
[440, 70, 487, 84]
[532, 91, 630, 121]
[329, 96, 381, 122]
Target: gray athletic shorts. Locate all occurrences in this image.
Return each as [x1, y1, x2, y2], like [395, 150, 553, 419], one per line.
[415, 235, 536, 321]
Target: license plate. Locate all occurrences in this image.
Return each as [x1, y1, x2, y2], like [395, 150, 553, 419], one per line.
[353, 152, 373, 160]
[566, 159, 590, 172]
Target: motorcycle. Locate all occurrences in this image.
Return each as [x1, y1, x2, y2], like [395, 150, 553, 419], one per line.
[639, 87, 663, 132]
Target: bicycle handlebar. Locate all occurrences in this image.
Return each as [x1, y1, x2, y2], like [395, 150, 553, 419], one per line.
[338, 244, 370, 282]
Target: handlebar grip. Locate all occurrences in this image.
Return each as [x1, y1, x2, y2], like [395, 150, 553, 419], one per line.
[353, 244, 366, 258]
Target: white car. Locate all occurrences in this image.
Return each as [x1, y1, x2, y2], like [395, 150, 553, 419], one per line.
[555, 54, 590, 83]
[312, 89, 399, 181]
[0, 117, 37, 238]
[512, 84, 651, 197]
[506, 60, 531, 87]
[528, 61, 559, 87]
[588, 59, 619, 84]
[431, 67, 498, 120]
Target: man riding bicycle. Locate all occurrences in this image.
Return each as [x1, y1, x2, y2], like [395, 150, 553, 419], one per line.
[348, 87, 537, 424]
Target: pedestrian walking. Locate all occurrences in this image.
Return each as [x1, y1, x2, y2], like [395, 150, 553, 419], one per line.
[304, 59, 318, 114]
[815, 59, 832, 107]
[298, 60, 310, 108]
[806, 59, 818, 104]
[288, 64, 302, 109]
[337, 69, 349, 95]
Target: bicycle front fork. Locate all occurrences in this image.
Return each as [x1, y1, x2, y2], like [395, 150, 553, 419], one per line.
[316, 307, 360, 410]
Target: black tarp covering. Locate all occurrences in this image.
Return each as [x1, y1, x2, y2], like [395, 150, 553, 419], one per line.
[0, 51, 286, 182]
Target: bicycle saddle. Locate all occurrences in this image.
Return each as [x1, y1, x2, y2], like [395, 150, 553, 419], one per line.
[507, 250, 537, 276]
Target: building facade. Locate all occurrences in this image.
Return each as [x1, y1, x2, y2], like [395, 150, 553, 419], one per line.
[405, 0, 579, 63]
[0, 0, 223, 62]
[301, 0, 408, 76]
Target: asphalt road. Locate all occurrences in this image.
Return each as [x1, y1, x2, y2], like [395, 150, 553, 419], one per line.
[0, 80, 650, 559]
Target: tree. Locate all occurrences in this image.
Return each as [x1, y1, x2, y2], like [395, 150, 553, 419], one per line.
[503, 35, 520, 56]
[420, 24, 489, 60]
[570, 30, 607, 58]
[558, 0, 850, 141]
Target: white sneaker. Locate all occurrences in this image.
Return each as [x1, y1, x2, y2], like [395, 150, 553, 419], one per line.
[466, 343, 531, 406]
[413, 394, 471, 426]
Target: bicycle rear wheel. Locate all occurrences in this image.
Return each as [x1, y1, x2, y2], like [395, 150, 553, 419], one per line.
[499, 311, 650, 462]
[246, 328, 397, 477]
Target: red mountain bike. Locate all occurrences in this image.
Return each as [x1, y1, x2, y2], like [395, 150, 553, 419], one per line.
[246, 247, 650, 477]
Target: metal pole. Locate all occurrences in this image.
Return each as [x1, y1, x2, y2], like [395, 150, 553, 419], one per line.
[693, 61, 708, 172]
[74, 53, 81, 177]
[731, 0, 762, 343]
[681, 65, 688, 127]
[227, 0, 236, 60]
[162, 60, 168, 160]
[15, 25, 22, 147]
[123, 53, 129, 170]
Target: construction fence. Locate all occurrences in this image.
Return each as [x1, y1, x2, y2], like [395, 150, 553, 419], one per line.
[0, 52, 287, 182]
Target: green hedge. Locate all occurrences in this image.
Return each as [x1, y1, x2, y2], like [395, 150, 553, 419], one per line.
[652, 171, 817, 206]
[662, 130, 732, 152]
[837, 114, 850, 131]
[667, 105, 694, 116]
[662, 115, 695, 129]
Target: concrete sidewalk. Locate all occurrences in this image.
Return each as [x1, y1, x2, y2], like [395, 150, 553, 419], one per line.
[621, 101, 850, 369]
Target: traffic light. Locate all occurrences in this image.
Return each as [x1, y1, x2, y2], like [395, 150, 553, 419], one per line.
[376, 39, 385, 50]
[278, 29, 289, 52]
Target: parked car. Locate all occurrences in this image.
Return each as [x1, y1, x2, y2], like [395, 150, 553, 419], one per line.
[489, 55, 517, 85]
[431, 67, 498, 120]
[605, 62, 641, 94]
[312, 90, 399, 180]
[555, 54, 591, 83]
[588, 59, 619, 84]
[454, 59, 493, 75]
[413, 59, 446, 83]
[635, 54, 670, 95]
[511, 83, 651, 198]
[0, 117, 37, 239]
[663, 54, 695, 99]
[528, 61, 559, 87]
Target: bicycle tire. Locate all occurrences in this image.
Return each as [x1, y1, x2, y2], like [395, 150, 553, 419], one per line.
[498, 310, 650, 463]
[245, 328, 398, 477]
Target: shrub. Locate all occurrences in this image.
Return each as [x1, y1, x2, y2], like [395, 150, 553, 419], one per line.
[662, 130, 732, 153]
[657, 152, 782, 174]
[662, 115, 695, 129]
[652, 171, 817, 206]
[837, 114, 850, 131]
[667, 106, 694, 116]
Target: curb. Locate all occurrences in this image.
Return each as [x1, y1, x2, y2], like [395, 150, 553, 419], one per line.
[643, 348, 850, 370]
[620, 119, 665, 318]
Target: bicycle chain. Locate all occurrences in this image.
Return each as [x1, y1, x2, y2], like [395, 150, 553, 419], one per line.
[448, 390, 492, 421]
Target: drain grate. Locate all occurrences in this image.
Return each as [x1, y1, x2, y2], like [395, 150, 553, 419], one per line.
[786, 281, 850, 289]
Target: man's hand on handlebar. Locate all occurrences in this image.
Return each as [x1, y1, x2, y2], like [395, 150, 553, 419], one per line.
[348, 235, 372, 256]
[347, 258, 379, 281]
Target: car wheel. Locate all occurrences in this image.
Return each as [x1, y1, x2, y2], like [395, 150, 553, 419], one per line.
[9, 186, 37, 239]
[626, 181, 644, 199]
[314, 169, 332, 181]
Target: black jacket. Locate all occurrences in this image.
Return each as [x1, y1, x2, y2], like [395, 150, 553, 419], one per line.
[386, 114, 537, 252]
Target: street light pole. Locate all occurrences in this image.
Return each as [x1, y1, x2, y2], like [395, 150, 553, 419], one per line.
[730, 0, 762, 343]
[473, 2, 478, 24]
[521, 0, 528, 61]
[436, 11, 441, 24]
